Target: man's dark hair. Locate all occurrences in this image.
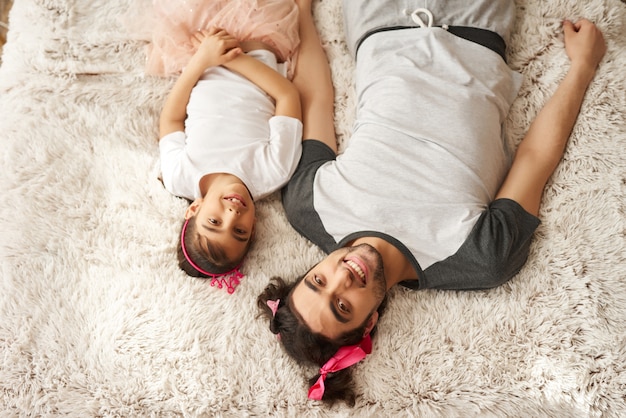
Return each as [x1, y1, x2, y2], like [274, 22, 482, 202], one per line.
[257, 276, 387, 406]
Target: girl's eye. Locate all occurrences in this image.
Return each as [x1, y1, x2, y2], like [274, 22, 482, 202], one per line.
[235, 228, 246, 235]
[314, 275, 322, 285]
[208, 218, 218, 225]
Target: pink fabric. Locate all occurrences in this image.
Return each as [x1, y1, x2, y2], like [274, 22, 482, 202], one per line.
[307, 335, 373, 401]
[145, 0, 300, 77]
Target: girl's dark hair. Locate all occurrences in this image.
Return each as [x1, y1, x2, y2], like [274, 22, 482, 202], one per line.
[257, 276, 387, 406]
[177, 215, 249, 276]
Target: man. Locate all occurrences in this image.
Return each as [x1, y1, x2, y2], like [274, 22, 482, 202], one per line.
[258, 0, 606, 404]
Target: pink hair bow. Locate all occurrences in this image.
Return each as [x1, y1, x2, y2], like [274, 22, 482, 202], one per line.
[307, 334, 372, 400]
[180, 219, 244, 294]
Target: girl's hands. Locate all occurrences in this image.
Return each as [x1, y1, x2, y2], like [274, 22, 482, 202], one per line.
[189, 27, 242, 70]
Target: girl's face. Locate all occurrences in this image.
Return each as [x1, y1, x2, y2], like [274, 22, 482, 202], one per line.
[186, 177, 256, 262]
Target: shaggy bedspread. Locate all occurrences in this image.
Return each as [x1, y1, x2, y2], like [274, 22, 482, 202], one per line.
[1, 0, 624, 416]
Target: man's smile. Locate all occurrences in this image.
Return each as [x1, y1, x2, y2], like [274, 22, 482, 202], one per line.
[344, 257, 367, 285]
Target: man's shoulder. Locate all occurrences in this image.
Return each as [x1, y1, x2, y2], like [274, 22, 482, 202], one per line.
[301, 139, 336, 161]
[282, 140, 332, 210]
[281, 140, 337, 253]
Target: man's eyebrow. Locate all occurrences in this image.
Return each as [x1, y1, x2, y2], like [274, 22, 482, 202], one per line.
[304, 277, 319, 293]
[304, 277, 349, 324]
[202, 225, 248, 242]
[330, 302, 349, 323]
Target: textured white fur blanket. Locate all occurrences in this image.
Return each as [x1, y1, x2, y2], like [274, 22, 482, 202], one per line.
[1, 0, 625, 416]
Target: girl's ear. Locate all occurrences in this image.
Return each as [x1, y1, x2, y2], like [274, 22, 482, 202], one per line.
[184, 198, 203, 220]
[250, 220, 257, 240]
[363, 311, 379, 337]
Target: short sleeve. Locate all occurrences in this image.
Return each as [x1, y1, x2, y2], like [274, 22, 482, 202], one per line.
[158, 131, 187, 197]
[282, 140, 337, 252]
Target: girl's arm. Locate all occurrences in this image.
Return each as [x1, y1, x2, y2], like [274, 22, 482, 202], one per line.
[220, 51, 302, 121]
[495, 19, 606, 215]
[159, 28, 241, 139]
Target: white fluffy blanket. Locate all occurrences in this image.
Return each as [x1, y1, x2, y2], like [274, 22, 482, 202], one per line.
[1, 0, 625, 416]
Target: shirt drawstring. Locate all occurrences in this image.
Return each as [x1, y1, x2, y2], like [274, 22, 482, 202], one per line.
[407, 8, 434, 28]
[403, 7, 449, 31]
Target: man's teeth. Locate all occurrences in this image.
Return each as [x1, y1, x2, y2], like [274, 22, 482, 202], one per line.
[346, 260, 365, 281]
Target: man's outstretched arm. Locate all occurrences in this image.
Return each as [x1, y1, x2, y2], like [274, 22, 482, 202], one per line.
[495, 19, 607, 216]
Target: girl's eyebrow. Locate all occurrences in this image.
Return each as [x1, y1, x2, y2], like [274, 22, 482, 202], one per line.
[202, 224, 248, 242]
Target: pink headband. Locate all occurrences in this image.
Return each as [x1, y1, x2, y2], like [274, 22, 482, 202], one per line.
[181, 218, 244, 294]
[308, 334, 373, 401]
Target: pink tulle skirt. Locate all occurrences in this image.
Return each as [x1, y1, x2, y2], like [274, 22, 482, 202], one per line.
[145, 0, 300, 77]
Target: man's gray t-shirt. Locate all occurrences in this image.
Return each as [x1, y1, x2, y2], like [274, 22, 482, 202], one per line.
[283, 28, 540, 290]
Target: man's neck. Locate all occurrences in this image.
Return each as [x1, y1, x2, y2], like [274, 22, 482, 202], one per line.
[352, 236, 418, 290]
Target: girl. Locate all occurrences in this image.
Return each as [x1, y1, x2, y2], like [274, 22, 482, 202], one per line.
[152, 0, 304, 293]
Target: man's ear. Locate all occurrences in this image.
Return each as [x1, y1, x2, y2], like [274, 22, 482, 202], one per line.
[363, 311, 379, 337]
[184, 198, 203, 220]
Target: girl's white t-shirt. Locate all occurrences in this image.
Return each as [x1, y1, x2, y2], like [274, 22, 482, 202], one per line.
[159, 49, 302, 201]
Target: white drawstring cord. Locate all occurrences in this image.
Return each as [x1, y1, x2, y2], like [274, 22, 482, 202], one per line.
[402, 8, 449, 30]
[409, 8, 434, 28]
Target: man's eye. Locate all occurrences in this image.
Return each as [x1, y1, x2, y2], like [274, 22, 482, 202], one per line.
[338, 300, 349, 313]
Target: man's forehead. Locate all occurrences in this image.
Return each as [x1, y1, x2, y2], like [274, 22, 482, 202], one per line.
[290, 279, 324, 333]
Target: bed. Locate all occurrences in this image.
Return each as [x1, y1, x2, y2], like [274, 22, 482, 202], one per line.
[1, 0, 624, 416]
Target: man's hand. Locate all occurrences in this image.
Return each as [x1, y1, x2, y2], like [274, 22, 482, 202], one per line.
[563, 19, 606, 80]
[495, 19, 607, 215]
[188, 28, 242, 70]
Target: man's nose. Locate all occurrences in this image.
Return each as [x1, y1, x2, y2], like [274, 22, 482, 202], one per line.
[330, 267, 353, 291]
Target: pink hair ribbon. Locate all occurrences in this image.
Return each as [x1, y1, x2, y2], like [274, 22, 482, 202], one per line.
[307, 334, 372, 400]
[267, 299, 281, 340]
[180, 219, 244, 294]
[267, 299, 280, 317]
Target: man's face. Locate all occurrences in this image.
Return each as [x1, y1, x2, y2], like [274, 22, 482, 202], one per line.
[290, 244, 387, 339]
